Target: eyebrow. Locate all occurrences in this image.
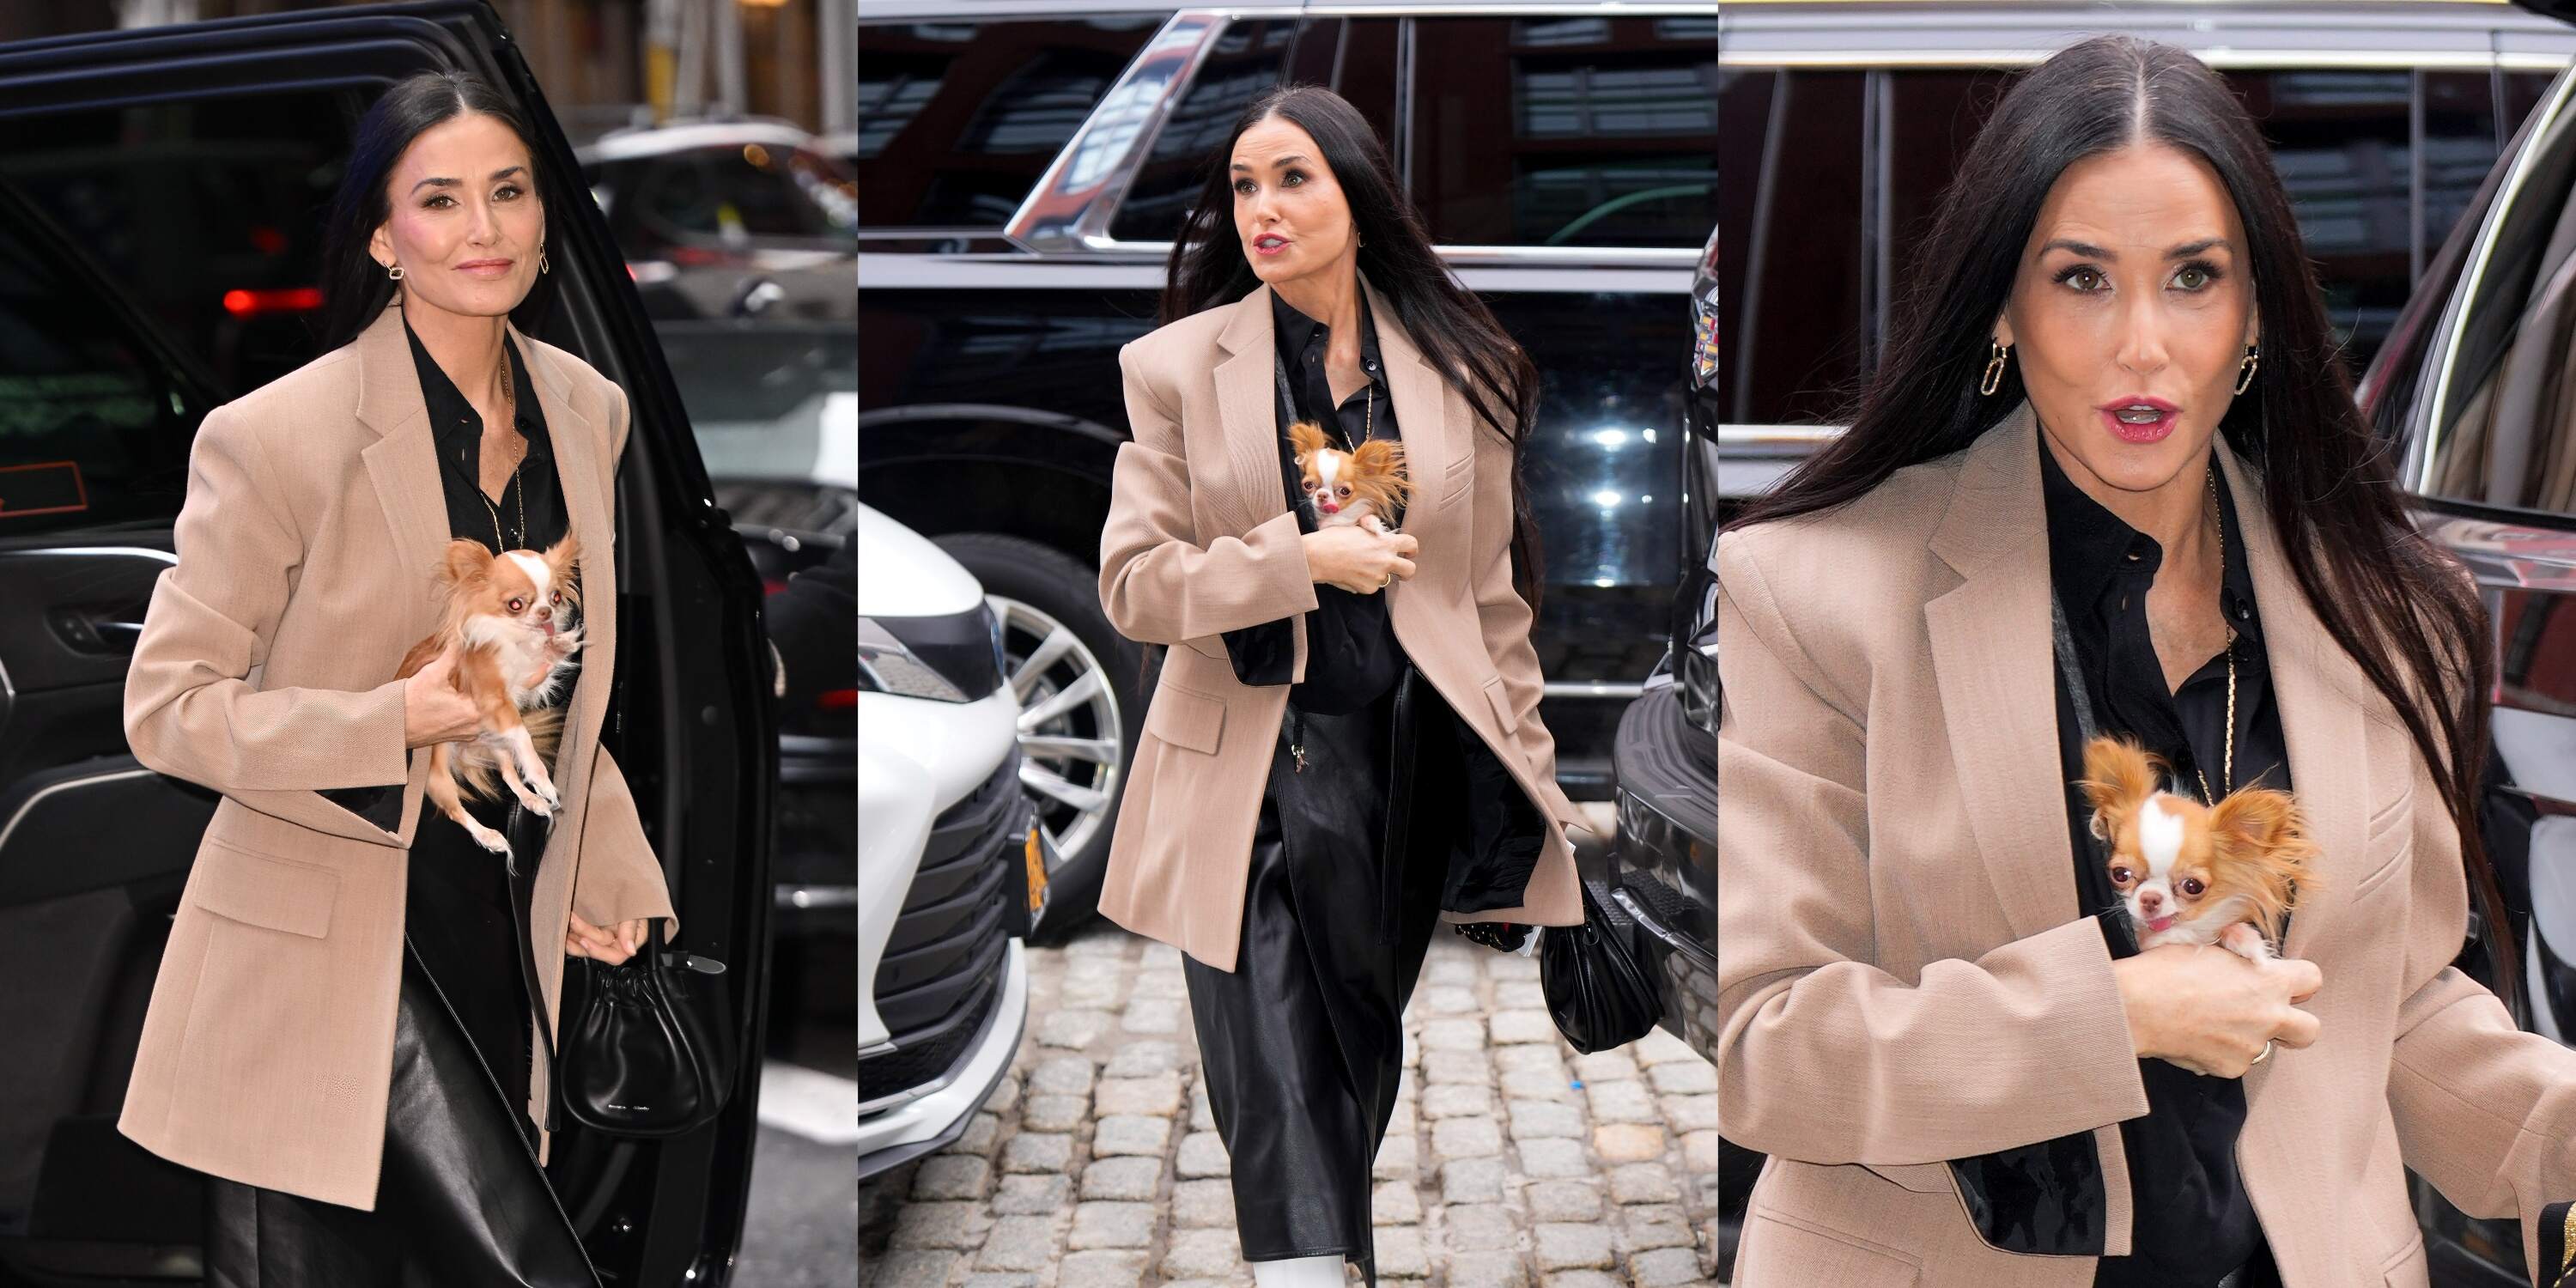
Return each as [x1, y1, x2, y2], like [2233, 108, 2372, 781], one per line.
[2039, 236, 2231, 259]
[1229, 154, 1312, 172]
[410, 164, 529, 195]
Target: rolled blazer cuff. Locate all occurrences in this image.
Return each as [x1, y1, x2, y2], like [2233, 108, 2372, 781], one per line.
[568, 745, 679, 943]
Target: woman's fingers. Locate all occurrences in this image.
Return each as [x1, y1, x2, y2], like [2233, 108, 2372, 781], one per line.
[1386, 555, 1417, 580]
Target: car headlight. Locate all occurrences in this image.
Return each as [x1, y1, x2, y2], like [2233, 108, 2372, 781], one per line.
[858, 600, 1005, 703]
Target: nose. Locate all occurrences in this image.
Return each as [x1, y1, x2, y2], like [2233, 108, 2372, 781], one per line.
[2137, 889, 2163, 914]
[536, 605, 551, 623]
[2116, 291, 2172, 377]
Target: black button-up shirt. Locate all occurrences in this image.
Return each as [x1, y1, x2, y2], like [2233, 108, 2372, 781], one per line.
[2043, 440, 2289, 1287]
[1219, 289, 1407, 713]
[319, 319, 579, 830]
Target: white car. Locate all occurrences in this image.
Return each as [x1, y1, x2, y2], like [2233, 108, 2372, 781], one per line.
[856, 503, 1035, 1178]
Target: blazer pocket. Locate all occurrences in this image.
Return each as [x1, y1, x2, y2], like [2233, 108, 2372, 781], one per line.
[189, 839, 337, 939]
[1437, 453, 1474, 505]
[2379, 1228, 2427, 1285]
[1742, 1208, 1922, 1285]
[1483, 674, 1518, 734]
[2351, 794, 2415, 903]
[1145, 683, 1225, 756]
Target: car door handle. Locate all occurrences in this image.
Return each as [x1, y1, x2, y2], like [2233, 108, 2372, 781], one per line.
[48, 608, 144, 655]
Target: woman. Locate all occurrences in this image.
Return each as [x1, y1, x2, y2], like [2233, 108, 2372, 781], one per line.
[114, 70, 677, 1286]
[1095, 84, 1587, 1287]
[1712, 33, 2576, 1287]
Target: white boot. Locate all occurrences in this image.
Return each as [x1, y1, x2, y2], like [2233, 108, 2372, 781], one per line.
[1249, 1253, 1346, 1287]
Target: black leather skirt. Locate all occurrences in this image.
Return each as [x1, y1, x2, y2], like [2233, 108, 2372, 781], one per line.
[199, 802, 597, 1287]
[1182, 665, 1447, 1288]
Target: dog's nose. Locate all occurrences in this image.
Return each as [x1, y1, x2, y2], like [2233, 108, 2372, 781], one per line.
[537, 605, 551, 623]
[2138, 890, 2163, 914]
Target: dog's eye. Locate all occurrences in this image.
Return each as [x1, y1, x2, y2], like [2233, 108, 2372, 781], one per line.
[507, 598, 524, 613]
[550, 590, 562, 604]
[2109, 866, 2132, 884]
[1336, 484, 1352, 496]
[2180, 878, 2205, 897]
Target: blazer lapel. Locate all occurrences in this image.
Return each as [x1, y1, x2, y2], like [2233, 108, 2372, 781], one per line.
[1211, 285, 1289, 538]
[2216, 444, 2369, 964]
[353, 302, 450, 641]
[1925, 400, 2081, 942]
[507, 320, 614, 785]
[1362, 270, 1461, 521]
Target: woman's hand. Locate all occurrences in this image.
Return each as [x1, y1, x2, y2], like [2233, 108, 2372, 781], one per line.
[1303, 526, 1419, 594]
[566, 911, 647, 965]
[2113, 941, 2323, 1077]
[402, 650, 483, 748]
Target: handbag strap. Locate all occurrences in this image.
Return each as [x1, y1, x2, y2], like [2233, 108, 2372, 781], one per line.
[2050, 589, 2100, 744]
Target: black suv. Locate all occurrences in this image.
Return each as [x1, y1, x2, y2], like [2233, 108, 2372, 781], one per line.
[0, 6, 776, 1286]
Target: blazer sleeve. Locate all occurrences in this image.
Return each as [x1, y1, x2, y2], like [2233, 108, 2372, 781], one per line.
[2384, 715, 2576, 1276]
[568, 381, 679, 942]
[121, 401, 416, 845]
[1097, 341, 1319, 647]
[1713, 526, 2150, 1165]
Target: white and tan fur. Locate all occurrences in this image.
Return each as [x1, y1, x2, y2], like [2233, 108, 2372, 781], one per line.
[396, 536, 584, 858]
[2079, 734, 2318, 963]
[1288, 420, 1411, 535]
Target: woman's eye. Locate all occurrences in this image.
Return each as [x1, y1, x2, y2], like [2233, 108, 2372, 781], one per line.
[2174, 266, 2207, 289]
[497, 185, 522, 199]
[2063, 267, 2104, 291]
[1283, 171, 1303, 186]
[1233, 179, 1255, 196]
[2181, 878, 2205, 896]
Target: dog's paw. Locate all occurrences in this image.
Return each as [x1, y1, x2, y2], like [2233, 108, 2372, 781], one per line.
[2219, 921, 2271, 963]
[467, 824, 512, 856]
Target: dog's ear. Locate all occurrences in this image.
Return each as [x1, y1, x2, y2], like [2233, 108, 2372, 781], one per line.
[2208, 788, 2317, 867]
[1289, 421, 1331, 463]
[1352, 440, 1411, 495]
[546, 532, 581, 581]
[2077, 736, 2160, 836]
[437, 538, 490, 589]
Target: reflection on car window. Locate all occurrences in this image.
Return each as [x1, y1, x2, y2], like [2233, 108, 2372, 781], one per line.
[641, 147, 850, 243]
[0, 191, 191, 533]
[1409, 16, 1716, 249]
[2419, 74, 2576, 516]
[0, 93, 354, 396]
[860, 18, 1161, 228]
[1105, 19, 1300, 244]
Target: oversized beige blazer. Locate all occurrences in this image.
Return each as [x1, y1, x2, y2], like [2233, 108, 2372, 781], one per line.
[1096, 275, 1586, 973]
[114, 299, 679, 1211]
[1715, 398, 2576, 1285]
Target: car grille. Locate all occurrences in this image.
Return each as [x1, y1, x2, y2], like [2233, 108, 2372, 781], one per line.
[861, 748, 1025, 1109]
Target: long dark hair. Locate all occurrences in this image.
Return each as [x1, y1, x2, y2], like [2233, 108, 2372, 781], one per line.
[318, 70, 550, 354]
[1157, 83, 1546, 613]
[1730, 35, 2510, 997]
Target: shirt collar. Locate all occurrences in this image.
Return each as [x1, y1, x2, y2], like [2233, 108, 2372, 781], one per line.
[1270, 287, 1385, 386]
[403, 311, 548, 458]
[2038, 434, 2263, 644]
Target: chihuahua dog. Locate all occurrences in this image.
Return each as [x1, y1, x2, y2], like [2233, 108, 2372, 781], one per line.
[2078, 735, 2318, 963]
[396, 535, 584, 858]
[1289, 420, 1411, 535]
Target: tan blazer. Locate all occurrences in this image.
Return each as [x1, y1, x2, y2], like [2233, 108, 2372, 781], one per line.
[114, 299, 679, 1211]
[1716, 398, 2576, 1286]
[1095, 275, 1586, 973]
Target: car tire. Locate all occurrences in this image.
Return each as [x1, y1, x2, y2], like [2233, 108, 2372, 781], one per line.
[933, 532, 1146, 946]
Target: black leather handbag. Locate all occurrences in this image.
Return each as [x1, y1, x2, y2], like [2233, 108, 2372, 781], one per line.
[1539, 874, 1662, 1054]
[554, 918, 738, 1137]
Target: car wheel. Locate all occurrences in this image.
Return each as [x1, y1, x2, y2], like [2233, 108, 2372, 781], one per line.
[933, 533, 1142, 945]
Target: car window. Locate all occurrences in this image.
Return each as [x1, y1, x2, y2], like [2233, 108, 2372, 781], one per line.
[0, 92, 356, 397]
[1719, 67, 1867, 426]
[0, 188, 196, 534]
[1407, 15, 1717, 249]
[2415, 71, 2576, 516]
[2235, 70, 2423, 384]
[1104, 18, 1302, 244]
[858, 17, 1163, 228]
[1283, 17, 1402, 154]
[636, 147, 848, 244]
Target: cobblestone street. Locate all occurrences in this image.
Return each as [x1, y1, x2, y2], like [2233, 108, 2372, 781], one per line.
[860, 920, 1722, 1287]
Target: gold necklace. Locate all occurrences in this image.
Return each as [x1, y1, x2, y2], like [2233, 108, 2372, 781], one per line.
[477, 353, 525, 550]
[2190, 465, 2238, 806]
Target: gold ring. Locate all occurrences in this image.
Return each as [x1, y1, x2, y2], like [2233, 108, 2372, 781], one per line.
[1380, 574, 1391, 589]
[2250, 1041, 2273, 1066]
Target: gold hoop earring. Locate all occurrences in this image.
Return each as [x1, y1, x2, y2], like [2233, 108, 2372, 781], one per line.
[1980, 340, 2009, 397]
[2234, 343, 2259, 396]
[385, 262, 404, 282]
[538, 244, 550, 275]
